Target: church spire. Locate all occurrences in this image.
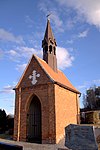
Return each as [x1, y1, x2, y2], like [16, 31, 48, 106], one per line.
[44, 19, 55, 43]
[42, 19, 57, 72]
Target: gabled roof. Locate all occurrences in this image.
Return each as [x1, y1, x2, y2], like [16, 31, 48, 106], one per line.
[15, 54, 80, 94]
[35, 55, 80, 94]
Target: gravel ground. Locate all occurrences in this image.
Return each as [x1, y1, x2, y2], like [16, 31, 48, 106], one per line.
[98, 144, 100, 150]
[0, 138, 99, 150]
[0, 138, 69, 150]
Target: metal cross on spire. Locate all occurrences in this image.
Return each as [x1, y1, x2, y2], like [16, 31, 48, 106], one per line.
[46, 13, 52, 20]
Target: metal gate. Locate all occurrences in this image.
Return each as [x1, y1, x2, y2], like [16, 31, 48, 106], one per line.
[27, 96, 41, 143]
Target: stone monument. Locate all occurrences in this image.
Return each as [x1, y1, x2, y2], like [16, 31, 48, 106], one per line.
[65, 124, 98, 150]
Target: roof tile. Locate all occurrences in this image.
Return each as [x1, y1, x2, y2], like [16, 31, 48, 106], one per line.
[35, 55, 80, 94]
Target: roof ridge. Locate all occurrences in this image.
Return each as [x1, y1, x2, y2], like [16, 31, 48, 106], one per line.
[35, 55, 59, 73]
[34, 54, 55, 82]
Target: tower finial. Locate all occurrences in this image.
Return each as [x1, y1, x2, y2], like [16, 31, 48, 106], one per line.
[46, 13, 52, 20]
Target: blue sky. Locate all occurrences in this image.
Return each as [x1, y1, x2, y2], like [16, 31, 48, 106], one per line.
[0, 0, 100, 114]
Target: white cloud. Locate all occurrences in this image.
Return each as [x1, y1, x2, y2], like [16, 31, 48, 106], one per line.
[25, 15, 34, 28]
[66, 19, 77, 30]
[16, 63, 27, 72]
[66, 39, 74, 44]
[56, 0, 100, 29]
[8, 50, 19, 57]
[6, 49, 20, 62]
[15, 46, 74, 71]
[77, 79, 100, 91]
[0, 28, 24, 44]
[50, 13, 64, 32]
[7, 46, 74, 70]
[93, 79, 100, 84]
[0, 49, 4, 59]
[38, 1, 64, 32]
[20, 46, 74, 70]
[57, 46, 74, 69]
[19, 47, 42, 59]
[66, 29, 89, 44]
[77, 85, 87, 90]
[0, 85, 14, 94]
[78, 30, 89, 38]
[16, 47, 74, 71]
[7, 47, 42, 62]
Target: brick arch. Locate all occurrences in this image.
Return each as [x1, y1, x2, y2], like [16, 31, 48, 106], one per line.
[25, 93, 42, 113]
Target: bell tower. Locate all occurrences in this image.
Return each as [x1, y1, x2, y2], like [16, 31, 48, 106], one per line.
[42, 19, 57, 72]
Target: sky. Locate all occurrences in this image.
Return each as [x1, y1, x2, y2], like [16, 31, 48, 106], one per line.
[0, 0, 100, 114]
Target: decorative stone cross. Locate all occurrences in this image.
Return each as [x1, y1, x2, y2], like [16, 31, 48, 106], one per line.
[29, 70, 40, 85]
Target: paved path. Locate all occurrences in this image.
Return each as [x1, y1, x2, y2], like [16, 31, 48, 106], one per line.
[0, 138, 69, 150]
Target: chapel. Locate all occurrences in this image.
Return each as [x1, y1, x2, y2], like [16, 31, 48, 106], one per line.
[13, 19, 80, 144]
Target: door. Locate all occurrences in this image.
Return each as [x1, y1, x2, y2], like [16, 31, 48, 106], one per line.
[27, 96, 41, 143]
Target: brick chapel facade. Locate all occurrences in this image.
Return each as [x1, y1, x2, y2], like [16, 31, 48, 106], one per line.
[13, 19, 80, 144]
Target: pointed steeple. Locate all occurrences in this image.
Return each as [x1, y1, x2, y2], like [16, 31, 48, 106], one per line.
[44, 19, 56, 44]
[42, 19, 57, 72]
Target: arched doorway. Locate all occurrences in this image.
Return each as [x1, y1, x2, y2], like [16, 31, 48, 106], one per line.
[27, 95, 41, 143]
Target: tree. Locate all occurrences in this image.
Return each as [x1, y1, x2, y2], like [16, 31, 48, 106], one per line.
[6, 114, 14, 135]
[0, 109, 14, 134]
[0, 109, 7, 132]
[83, 86, 100, 110]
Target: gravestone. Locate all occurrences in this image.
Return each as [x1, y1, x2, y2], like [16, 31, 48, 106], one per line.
[65, 124, 98, 150]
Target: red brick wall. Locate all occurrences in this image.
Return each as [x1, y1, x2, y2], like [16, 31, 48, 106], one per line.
[14, 83, 80, 144]
[13, 89, 19, 141]
[54, 84, 80, 143]
[14, 55, 56, 143]
[14, 83, 56, 143]
[13, 55, 80, 144]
